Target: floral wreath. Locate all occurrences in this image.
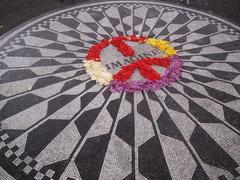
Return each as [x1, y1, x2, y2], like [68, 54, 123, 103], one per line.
[83, 35, 183, 93]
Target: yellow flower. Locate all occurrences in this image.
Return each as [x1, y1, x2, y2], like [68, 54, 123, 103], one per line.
[145, 38, 176, 57]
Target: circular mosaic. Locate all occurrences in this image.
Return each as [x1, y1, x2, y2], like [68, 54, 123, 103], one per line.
[0, 1, 240, 180]
[84, 35, 182, 92]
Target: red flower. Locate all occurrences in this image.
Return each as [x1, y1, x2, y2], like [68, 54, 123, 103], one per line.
[113, 57, 171, 81]
[86, 40, 110, 61]
[86, 36, 171, 82]
[86, 35, 148, 61]
[129, 35, 146, 42]
[111, 38, 135, 57]
[113, 65, 136, 81]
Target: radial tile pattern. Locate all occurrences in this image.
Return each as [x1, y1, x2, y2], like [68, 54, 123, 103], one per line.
[0, 1, 240, 180]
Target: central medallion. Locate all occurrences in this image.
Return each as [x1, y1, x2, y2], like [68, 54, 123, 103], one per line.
[84, 35, 183, 92]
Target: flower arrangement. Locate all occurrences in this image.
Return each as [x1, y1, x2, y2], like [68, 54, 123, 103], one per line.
[83, 60, 112, 85]
[84, 35, 183, 92]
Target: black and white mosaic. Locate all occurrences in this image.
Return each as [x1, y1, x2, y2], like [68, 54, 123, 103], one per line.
[0, 1, 240, 179]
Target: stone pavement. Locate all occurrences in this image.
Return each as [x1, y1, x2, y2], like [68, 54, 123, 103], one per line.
[0, 1, 240, 180]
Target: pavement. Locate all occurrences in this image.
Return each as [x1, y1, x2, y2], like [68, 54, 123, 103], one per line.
[0, 1, 240, 180]
[0, 0, 240, 36]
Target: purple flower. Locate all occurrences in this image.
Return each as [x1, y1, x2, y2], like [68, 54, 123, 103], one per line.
[109, 55, 183, 93]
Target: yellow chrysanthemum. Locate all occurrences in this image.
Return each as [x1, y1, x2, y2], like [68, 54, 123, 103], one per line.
[145, 38, 176, 57]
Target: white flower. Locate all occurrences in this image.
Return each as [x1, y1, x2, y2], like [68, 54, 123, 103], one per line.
[84, 60, 113, 85]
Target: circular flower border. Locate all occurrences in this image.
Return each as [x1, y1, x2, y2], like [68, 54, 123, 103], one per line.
[83, 35, 183, 93]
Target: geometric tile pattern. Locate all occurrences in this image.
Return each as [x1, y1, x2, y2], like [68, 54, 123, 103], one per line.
[0, 1, 240, 179]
